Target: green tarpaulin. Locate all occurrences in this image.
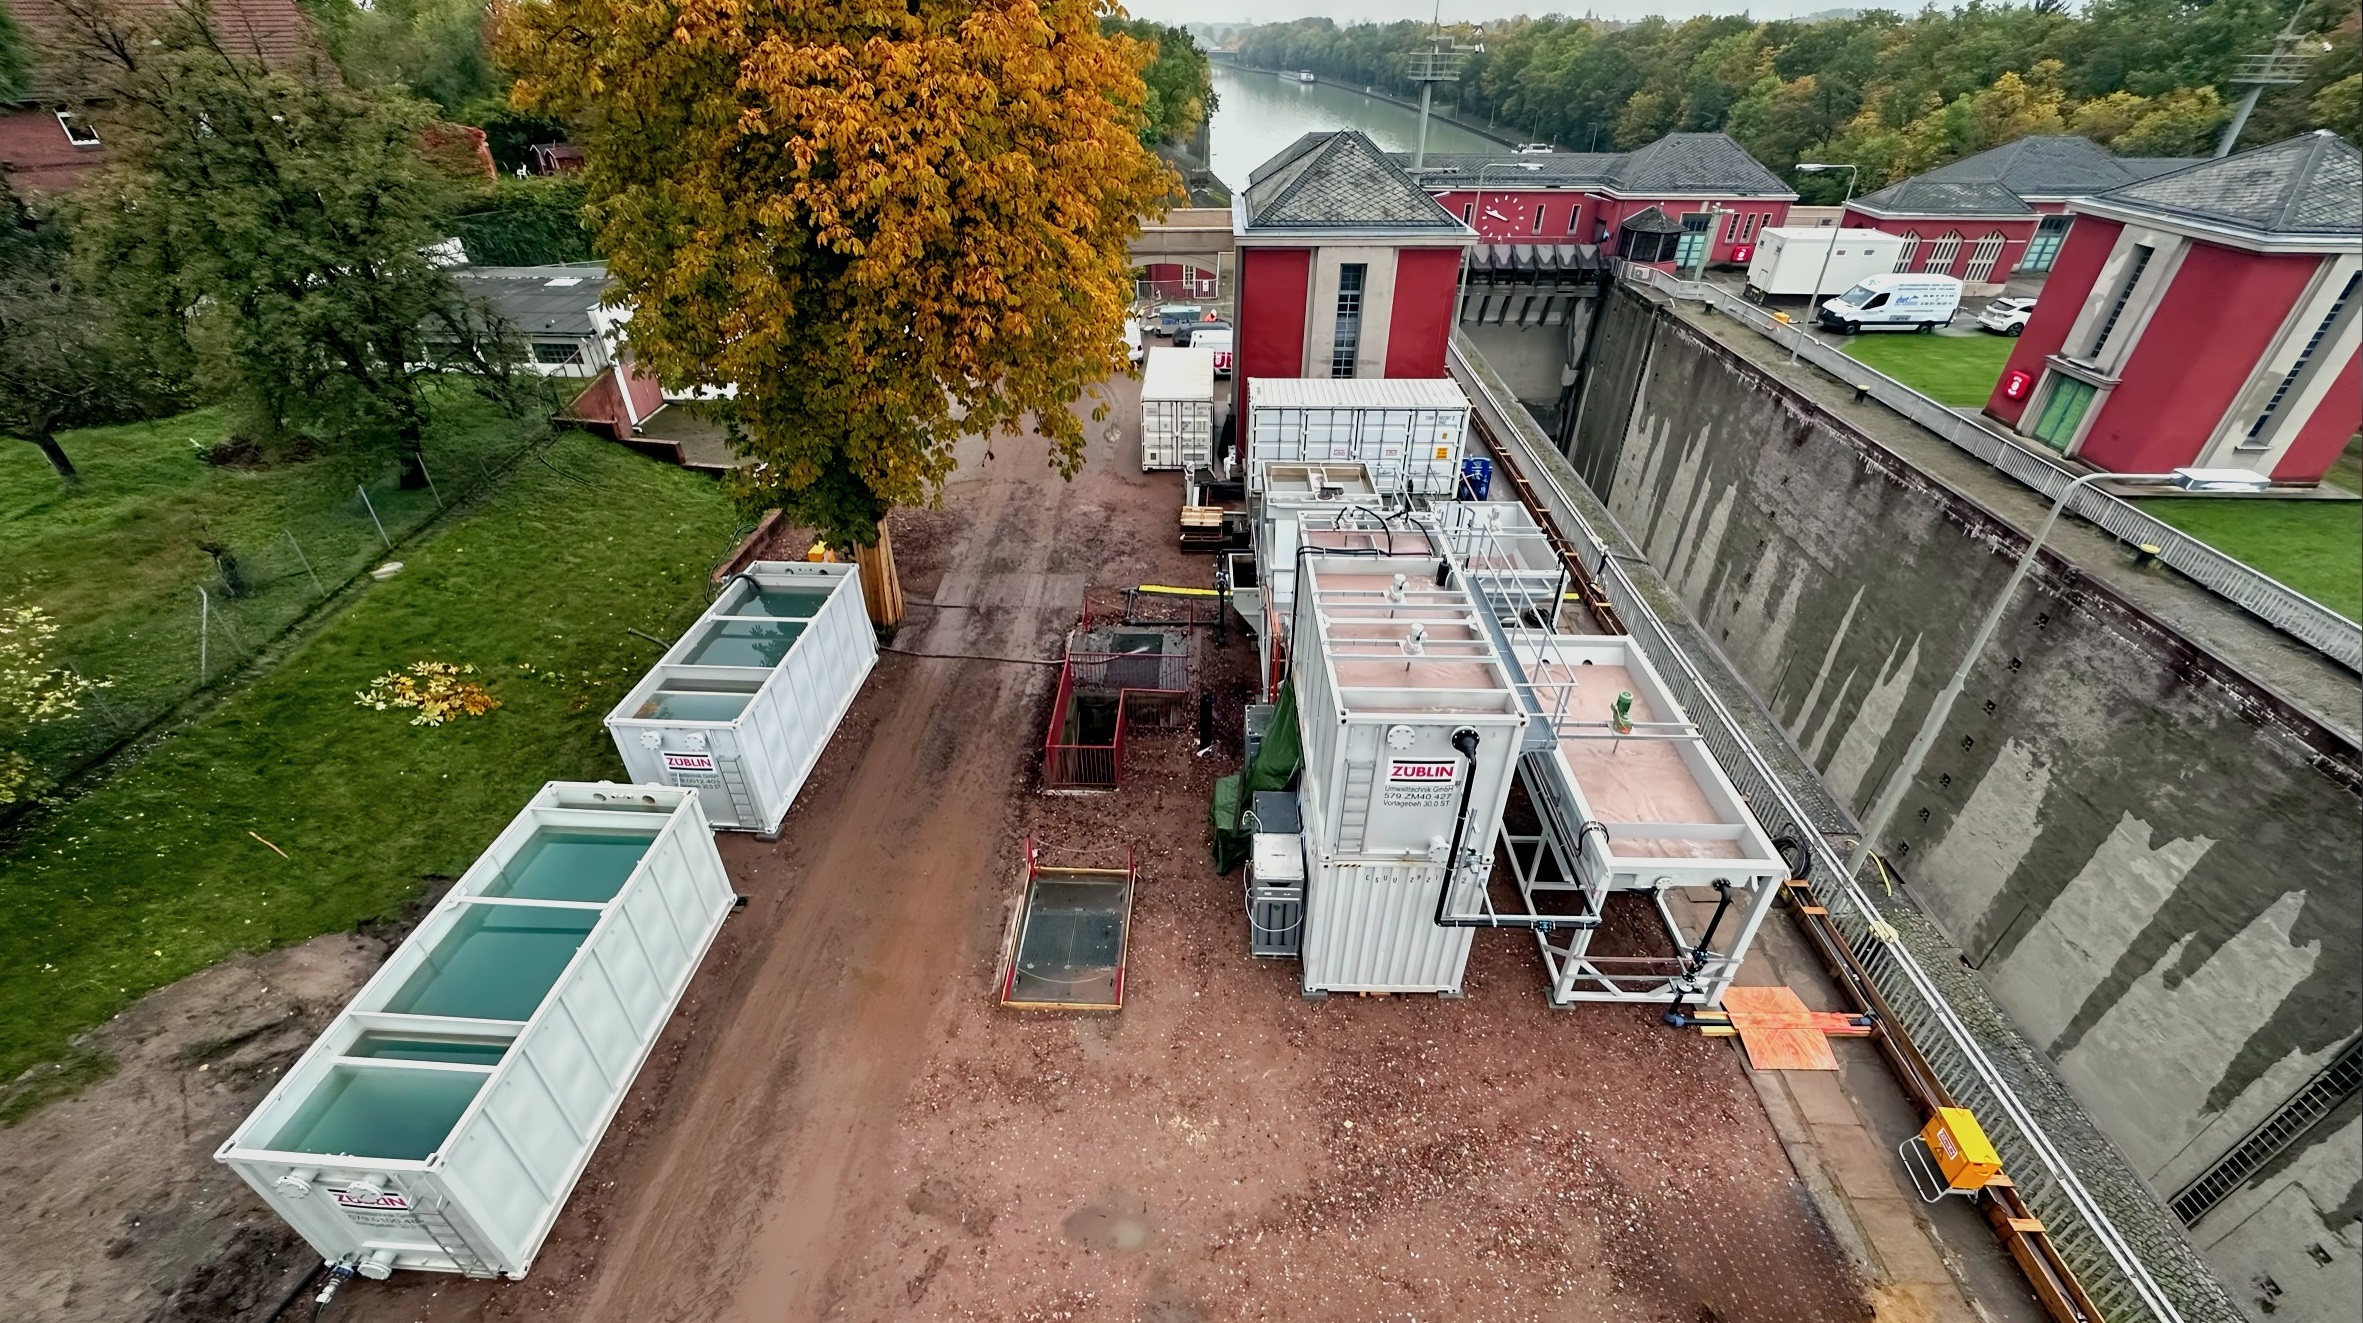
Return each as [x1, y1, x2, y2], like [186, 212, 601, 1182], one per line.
[1212, 681, 1301, 873]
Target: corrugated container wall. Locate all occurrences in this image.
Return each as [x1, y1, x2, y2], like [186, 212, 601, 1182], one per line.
[1246, 377, 1471, 496]
[1140, 347, 1216, 471]
[605, 562, 876, 835]
[217, 783, 734, 1280]
[1288, 553, 1527, 995]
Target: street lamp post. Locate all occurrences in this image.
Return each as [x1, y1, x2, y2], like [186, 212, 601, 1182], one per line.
[1456, 160, 1542, 327]
[1790, 162, 1859, 363]
[1847, 467, 2271, 878]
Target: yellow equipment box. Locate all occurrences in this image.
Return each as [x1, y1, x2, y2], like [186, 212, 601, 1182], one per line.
[1922, 1107, 2002, 1191]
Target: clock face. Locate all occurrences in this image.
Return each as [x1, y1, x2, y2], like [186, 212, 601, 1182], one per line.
[1386, 724, 1418, 750]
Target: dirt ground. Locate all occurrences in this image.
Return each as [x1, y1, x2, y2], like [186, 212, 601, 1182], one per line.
[5, 373, 1872, 1322]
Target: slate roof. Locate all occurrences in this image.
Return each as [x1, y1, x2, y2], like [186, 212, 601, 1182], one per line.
[1392, 133, 1795, 198]
[1917, 134, 2197, 200]
[452, 264, 613, 339]
[6, 0, 325, 102]
[1618, 206, 1684, 234]
[2092, 131, 2362, 240]
[1242, 131, 1466, 231]
[1850, 177, 2038, 219]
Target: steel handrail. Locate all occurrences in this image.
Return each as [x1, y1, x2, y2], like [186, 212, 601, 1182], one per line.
[1615, 262, 2362, 672]
[1449, 332, 2242, 1322]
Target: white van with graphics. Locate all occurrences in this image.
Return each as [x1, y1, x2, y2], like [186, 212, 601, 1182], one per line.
[1817, 274, 1964, 334]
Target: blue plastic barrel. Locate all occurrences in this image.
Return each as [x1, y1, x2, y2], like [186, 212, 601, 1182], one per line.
[1459, 457, 1494, 501]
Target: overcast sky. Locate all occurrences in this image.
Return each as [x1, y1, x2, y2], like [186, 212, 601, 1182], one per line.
[1121, 1, 1867, 24]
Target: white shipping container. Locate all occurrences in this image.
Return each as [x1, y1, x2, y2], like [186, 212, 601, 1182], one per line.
[217, 783, 734, 1280]
[1743, 227, 1910, 297]
[1289, 552, 1527, 995]
[1246, 377, 1470, 496]
[606, 562, 876, 836]
[1139, 347, 1216, 471]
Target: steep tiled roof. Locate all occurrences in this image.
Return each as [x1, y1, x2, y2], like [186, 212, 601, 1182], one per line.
[1242, 130, 1465, 231]
[1617, 205, 1683, 234]
[1850, 177, 2038, 218]
[2095, 131, 2361, 239]
[2118, 157, 2200, 181]
[453, 264, 613, 339]
[1392, 133, 1794, 198]
[7, 0, 325, 102]
[1918, 134, 2194, 199]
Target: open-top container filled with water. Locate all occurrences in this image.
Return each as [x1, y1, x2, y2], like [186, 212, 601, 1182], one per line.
[216, 782, 734, 1279]
[605, 561, 877, 835]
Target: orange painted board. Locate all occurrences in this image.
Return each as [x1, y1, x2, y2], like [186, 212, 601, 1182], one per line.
[1721, 984, 1819, 1029]
[1737, 1024, 1841, 1072]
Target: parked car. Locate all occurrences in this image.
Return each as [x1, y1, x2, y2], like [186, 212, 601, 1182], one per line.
[1976, 297, 2038, 336]
[1817, 274, 1963, 333]
[1514, 143, 1554, 154]
[1124, 316, 1144, 364]
[1156, 304, 1204, 335]
[1174, 318, 1230, 349]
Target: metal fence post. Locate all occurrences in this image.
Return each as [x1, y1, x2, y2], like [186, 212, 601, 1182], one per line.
[418, 455, 443, 508]
[284, 528, 326, 598]
[358, 484, 392, 549]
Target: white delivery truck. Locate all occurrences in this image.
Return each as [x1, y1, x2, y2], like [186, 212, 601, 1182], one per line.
[1743, 227, 1911, 298]
[1140, 346, 1217, 471]
[1816, 273, 1964, 334]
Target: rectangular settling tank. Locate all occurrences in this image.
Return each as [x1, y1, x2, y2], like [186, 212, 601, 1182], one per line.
[1245, 377, 1470, 497]
[606, 561, 876, 835]
[1139, 346, 1216, 471]
[1288, 553, 1527, 995]
[217, 783, 734, 1280]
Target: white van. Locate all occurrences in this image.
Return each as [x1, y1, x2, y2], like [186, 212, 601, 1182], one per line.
[1817, 274, 1963, 334]
[1193, 324, 1235, 377]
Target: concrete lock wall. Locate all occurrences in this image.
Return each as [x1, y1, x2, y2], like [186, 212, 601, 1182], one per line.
[1560, 282, 2363, 1320]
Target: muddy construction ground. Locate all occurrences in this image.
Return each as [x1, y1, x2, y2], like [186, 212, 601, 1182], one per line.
[3, 377, 1873, 1323]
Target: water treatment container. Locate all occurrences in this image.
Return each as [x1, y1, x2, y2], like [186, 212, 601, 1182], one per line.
[606, 561, 876, 835]
[1245, 378, 1471, 496]
[1289, 551, 1527, 995]
[1140, 347, 1216, 471]
[217, 782, 733, 1279]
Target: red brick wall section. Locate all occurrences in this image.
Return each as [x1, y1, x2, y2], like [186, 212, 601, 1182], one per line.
[1236, 246, 1312, 454]
[1986, 216, 2123, 427]
[1427, 188, 1785, 258]
[564, 372, 628, 440]
[2272, 345, 2363, 483]
[0, 109, 105, 195]
[1840, 211, 2040, 280]
[623, 361, 665, 426]
[1383, 246, 1464, 379]
[2076, 247, 2323, 473]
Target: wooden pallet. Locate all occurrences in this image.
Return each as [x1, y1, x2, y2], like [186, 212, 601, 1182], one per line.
[1178, 505, 1225, 550]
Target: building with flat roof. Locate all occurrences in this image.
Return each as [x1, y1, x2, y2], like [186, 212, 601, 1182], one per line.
[1983, 131, 2360, 485]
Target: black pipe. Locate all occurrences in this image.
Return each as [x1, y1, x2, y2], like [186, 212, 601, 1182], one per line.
[1428, 728, 1593, 932]
[1691, 878, 1736, 968]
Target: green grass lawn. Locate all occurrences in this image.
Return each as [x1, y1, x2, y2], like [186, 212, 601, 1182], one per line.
[1844, 333, 2019, 407]
[0, 430, 745, 1086]
[1, 395, 537, 796]
[2325, 436, 2362, 495]
[2142, 496, 2363, 620]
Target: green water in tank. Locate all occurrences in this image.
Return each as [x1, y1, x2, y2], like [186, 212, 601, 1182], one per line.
[680, 619, 807, 667]
[726, 585, 832, 620]
[478, 830, 654, 902]
[269, 1065, 486, 1160]
[345, 1035, 511, 1064]
[382, 905, 601, 1021]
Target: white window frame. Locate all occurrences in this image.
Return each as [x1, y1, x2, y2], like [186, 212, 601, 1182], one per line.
[56, 110, 102, 148]
[1894, 231, 1920, 271]
[1963, 232, 2008, 284]
[1922, 230, 1963, 275]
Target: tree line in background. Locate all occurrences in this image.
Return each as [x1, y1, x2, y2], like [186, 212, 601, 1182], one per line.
[1229, 0, 2361, 200]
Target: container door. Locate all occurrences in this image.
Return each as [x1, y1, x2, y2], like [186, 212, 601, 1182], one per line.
[1141, 401, 1175, 470]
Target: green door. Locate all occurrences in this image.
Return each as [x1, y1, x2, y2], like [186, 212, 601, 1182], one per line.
[2028, 375, 2097, 451]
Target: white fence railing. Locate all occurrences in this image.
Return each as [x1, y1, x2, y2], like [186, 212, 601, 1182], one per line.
[1450, 333, 2245, 1323]
[1616, 263, 2363, 673]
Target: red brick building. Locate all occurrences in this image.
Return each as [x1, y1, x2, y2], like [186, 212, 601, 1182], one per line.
[1984, 132, 2361, 485]
[1231, 131, 1475, 434]
[1, 0, 323, 194]
[1840, 135, 2198, 293]
[1393, 134, 1795, 271]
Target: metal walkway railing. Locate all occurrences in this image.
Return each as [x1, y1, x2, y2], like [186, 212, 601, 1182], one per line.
[1616, 263, 2363, 673]
[2171, 1037, 2361, 1226]
[1449, 332, 2245, 1323]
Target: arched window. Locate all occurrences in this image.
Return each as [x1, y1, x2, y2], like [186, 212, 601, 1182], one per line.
[1963, 232, 2008, 283]
[1923, 230, 1964, 274]
[1893, 231, 1920, 271]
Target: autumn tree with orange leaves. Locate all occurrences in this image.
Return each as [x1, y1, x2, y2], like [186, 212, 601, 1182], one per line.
[497, 0, 1176, 622]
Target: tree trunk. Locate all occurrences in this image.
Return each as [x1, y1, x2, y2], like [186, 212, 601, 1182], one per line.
[23, 430, 79, 483]
[855, 523, 905, 630]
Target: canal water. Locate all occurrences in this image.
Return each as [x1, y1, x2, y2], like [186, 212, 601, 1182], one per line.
[1206, 63, 1503, 191]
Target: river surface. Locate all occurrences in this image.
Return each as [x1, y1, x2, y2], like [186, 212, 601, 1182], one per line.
[1205, 63, 1502, 191]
